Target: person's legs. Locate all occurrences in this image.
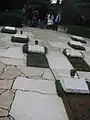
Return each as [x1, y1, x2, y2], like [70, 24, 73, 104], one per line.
[56, 23, 58, 31]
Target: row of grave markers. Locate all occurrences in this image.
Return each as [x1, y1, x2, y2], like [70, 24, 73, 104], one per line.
[1, 26, 90, 120]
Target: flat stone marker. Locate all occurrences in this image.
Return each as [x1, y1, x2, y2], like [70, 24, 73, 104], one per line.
[71, 35, 87, 44]
[46, 51, 73, 70]
[68, 40, 86, 51]
[0, 47, 26, 60]
[1, 26, 17, 34]
[11, 34, 29, 43]
[60, 77, 89, 94]
[13, 77, 56, 94]
[10, 90, 69, 120]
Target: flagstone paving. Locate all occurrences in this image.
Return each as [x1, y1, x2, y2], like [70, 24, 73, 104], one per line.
[0, 27, 89, 120]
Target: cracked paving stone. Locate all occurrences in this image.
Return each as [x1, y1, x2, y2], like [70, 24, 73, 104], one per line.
[10, 90, 69, 120]
[17, 66, 44, 78]
[0, 62, 6, 75]
[0, 47, 26, 60]
[0, 90, 6, 94]
[1, 66, 21, 80]
[42, 69, 54, 80]
[13, 77, 56, 94]
[0, 108, 8, 117]
[0, 117, 11, 120]
[17, 66, 54, 80]
[0, 80, 13, 89]
[0, 58, 26, 66]
[0, 90, 14, 110]
[19, 73, 26, 78]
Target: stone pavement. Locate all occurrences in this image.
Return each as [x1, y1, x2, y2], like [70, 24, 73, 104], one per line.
[0, 27, 90, 120]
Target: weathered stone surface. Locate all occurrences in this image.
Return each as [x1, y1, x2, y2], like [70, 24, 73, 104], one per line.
[52, 69, 78, 80]
[77, 71, 90, 82]
[49, 40, 70, 50]
[0, 90, 6, 94]
[0, 47, 26, 60]
[0, 58, 26, 66]
[0, 62, 6, 75]
[0, 117, 10, 120]
[17, 66, 54, 80]
[13, 77, 56, 94]
[10, 90, 69, 120]
[0, 80, 13, 89]
[84, 52, 90, 66]
[1, 66, 21, 80]
[42, 68, 54, 80]
[46, 51, 73, 70]
[0, 108, 8, 117]
[17, 66, 43, 78]
[0, 90, 14, 109]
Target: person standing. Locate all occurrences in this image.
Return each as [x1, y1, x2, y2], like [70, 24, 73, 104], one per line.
[47, 13, 54, 29]
[54, 13, 61, 31]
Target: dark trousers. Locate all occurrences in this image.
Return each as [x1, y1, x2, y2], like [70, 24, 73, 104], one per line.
[54, 22, 59, 31]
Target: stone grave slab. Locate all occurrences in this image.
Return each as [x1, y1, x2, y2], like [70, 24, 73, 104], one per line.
[13, 77, 56, 94]
[46, 51, 73, 70]
[68, 40, 86, 51]
[17, 66, 53, 79]
[11, 34, 29, 43]
[10, 90, 69, 120]
[1, 26, 17, 34]
[71, 35, 87, 44]
[52, 69, 78, 80]
[0, 47, 26, 60]
[63, 49, 90, 72]
[60, 77, 89, 94]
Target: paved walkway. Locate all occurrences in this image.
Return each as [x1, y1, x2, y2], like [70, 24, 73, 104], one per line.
[0, 27, 90, 120]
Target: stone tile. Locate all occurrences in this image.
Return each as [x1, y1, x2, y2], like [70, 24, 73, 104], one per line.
[0, 58, 26, 66]
[0, 80, 13, 89]
[0, 90, 7, 94]
[10, 89, 16, 94]
[0, 108, 8, 117]
[52, 69, 78, 80]
[84, 52, 90, 66]
[30, 39, 43, 46]
[49, 40, 70, 50]
[46, 51, 73, 70]
[60, 77, 89, 93]
[24, 31, 35, 38]
[0, 90, 14, 109]
[77, 71, 90, 82]
[1, 66, 21, 80]
[57, 35, 71, 43]
[13, 77, 56, 94]
[17, 66, 44, 78]
[0, 117, 10, 120]
[0, 62, 6, 75]
[0, 47, 26, 60]
[10, 90, 69, 120]
[42, 68, 54, 80]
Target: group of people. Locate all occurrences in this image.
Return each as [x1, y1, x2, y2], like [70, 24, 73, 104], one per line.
[22, 5, 61, 31]
[46, 12, 61, 31]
